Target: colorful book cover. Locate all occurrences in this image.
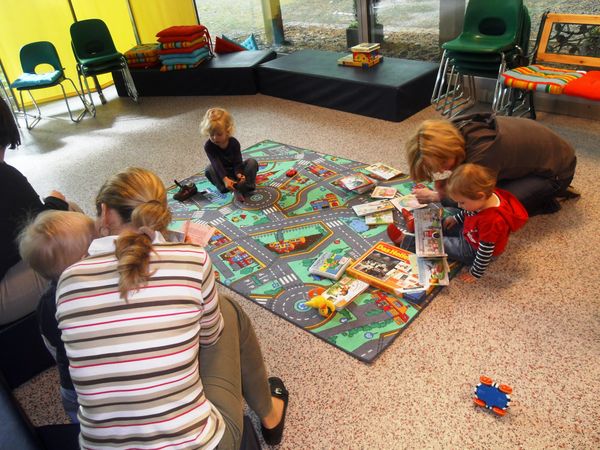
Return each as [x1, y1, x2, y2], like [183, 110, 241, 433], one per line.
[321, 275, 369, 310]
[390, 193, 427, 211]
[308, 251, 352, 281]
[338, 173, 376, 193]
[365, 210, 394, 225]
[352, 199, 394, 217]
[413, 207, 446, 257]
[364, 163, 403, 181]
[416, 257, 450, 287]
[371, 186, 397, 199]
[347, 241, 426, 295]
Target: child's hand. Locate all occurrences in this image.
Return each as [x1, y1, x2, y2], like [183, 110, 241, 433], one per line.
[412, 187, 440, 204]
[224, 177, 236, 191]
[237, 174, 246, 183]
[459, 271, 477, 283]
[443, 216, 457, 230]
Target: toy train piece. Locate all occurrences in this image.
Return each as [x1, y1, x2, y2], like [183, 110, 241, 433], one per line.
[473, 375, 513, 416]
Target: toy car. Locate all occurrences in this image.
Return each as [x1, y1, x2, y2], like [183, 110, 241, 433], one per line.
[473, 375, 512, 416]
[286, 169, 297, 177]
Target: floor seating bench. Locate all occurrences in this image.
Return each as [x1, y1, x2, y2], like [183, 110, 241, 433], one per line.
[113, 49, 277, 96]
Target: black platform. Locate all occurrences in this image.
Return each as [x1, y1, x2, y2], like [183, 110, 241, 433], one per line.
[257, 50, 438, 121]
[114, 50, 277, 96]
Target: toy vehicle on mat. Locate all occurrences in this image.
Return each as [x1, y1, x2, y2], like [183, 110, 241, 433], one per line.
[473, 375, 512, 416]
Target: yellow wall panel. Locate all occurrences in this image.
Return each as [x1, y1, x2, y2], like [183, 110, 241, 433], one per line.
[129, 0, 198, 43]
[0, 0, 78, 105]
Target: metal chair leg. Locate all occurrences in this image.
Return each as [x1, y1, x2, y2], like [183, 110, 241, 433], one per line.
[18, 90, 41, 130]
[91, 75, 106, 105]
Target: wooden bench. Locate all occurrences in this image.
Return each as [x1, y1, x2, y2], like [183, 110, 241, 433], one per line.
[495, 12, 600, 118]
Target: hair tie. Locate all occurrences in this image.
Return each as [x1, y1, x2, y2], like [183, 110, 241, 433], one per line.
[138, 226, 156, 241]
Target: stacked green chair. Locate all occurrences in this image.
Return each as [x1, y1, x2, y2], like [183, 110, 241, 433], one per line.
[70, 18, 138, 115]
[431, 0, 530, 117]
[9, 41, 91, 129]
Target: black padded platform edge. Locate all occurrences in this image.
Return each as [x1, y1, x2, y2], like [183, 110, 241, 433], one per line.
[114, 50, 277, 96]
[257, 50, 438, 121]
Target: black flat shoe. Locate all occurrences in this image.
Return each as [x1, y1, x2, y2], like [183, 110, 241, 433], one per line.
[261, 377, 289, 446]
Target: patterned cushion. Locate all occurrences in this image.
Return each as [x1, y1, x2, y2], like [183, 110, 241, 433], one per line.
[156, 25, 208, 37]
[241, 34, 258, 51]
[501, 64, 585, 94]
[11, 71, 62, 89]
[563, 70, 600, 100]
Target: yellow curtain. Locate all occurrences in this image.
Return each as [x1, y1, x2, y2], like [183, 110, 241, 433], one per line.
[0, 0, 77, 106]
[129, 0, 198, 43]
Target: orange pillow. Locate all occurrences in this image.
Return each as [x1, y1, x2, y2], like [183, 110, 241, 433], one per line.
[156, 25, 207, 38]
[214, 36, 245, 54]
[563, 70, 600, 100]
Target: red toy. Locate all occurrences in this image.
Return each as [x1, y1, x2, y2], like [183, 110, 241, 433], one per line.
[286, 169, 297, 177]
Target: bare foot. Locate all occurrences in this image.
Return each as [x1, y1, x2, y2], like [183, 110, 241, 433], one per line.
[261, 396, 285, 429]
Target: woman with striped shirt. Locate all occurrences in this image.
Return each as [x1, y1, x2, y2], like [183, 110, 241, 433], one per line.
[56, 167, 288, 449]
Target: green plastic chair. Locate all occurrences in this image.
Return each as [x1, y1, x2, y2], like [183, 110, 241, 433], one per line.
[9, 41, 90, 129]
[70, 18, 138, 111]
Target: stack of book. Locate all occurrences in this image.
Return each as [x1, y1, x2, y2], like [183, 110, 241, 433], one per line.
[413, 206, 449, 287]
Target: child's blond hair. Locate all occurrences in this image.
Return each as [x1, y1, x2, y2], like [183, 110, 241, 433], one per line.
[200, 107, 234, 137]
[406, 119, 466, 181]
[446, 163, 497, 200]
[18, 211, 96, 280]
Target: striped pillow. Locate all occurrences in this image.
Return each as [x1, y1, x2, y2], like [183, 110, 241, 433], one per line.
[501, 64, 585, 94]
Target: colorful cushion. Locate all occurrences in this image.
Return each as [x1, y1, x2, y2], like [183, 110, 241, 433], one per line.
[157, 32, 206, 44]
[214, 36, 245, 54]
[501, 64, 585, 95]
[241, 34, 258, 51]
[156, 25, 208, 38]
[124, 43, 159, 60]
[563, 70, 600, 100]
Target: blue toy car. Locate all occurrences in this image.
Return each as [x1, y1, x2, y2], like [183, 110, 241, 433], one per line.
[473, 376, 512, 416]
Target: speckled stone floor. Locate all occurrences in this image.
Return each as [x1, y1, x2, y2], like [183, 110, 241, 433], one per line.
[9, 87, 600, 449]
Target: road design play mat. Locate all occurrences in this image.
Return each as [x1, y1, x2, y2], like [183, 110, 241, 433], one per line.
[167, 140, 458, 363]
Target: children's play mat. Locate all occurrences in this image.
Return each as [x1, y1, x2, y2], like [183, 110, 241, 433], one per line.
[167, 140, 458, 363]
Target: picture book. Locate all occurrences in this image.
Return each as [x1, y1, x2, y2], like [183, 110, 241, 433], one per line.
[321, 275, 369, 310]
[416, 257, 450, 287]
[390, 193, 427, 211]
[365, 210, 394, 225]
[347, 241, 426, 295]
[371, 186, 397, 199]
[182, 220, 216, 247]
[352, 199, 394, 217]
[338, 173, 376, 194]
[413, 207, 446, 257]
[363, 163, 403, 181]
[308, 251, 352, 281]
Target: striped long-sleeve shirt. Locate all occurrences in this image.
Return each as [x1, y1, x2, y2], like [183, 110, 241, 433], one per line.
[56, 233, 225, 449]
[453, 210, 495, 278]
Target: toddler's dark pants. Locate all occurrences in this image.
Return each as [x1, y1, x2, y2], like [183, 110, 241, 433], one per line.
[205, 159, 259, 194]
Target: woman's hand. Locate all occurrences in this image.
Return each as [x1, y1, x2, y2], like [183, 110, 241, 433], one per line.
[49, 190, 66, 201]
[413, 187, 440, 204]
[443, 216, 457, 230]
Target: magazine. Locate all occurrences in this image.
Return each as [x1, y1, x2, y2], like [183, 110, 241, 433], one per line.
[390, 193, 427, 211]
[364, 163, 403, 181]
[182, 221, 216, 247]
[413, 206, 446, 257]
[371, 186, 397, 199]
[320, 275, 369, 310]
[308, 251, 352, 281]
[338, 173, 376, 194]
[416, 257, 450, 287]
[347, 241, 426, 295]
[352, 199, 394, 217]
[365, 210, 394, 225]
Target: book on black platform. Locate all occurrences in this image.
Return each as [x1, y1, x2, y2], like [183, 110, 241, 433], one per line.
[347, 241, 426, 295]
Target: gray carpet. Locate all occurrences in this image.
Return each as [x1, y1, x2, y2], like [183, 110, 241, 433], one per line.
[9, 87, 600, 449]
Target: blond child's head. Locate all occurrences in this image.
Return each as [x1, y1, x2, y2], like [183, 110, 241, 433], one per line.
[406, 119, 466, 181]
[200, 107, 234, 137]
[19, 211, 96, 281]
[447, 163, 497, 202]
